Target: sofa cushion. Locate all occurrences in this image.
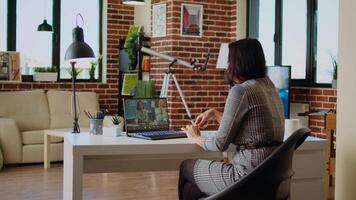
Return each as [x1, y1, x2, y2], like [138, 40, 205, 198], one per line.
[47, 90, 100, 129]
[0, 90, 50, 131]
[22, 130, 63, 145]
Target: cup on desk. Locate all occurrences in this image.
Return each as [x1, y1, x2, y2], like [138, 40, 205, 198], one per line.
[284, 119, 301, 139]
[89, 119, 104, 135]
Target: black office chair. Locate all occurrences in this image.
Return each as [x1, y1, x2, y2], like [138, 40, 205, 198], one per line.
[203, 128, 311, 200]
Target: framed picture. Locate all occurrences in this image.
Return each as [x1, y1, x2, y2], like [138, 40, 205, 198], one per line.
[181, 4, 203, 37]
[0, 52, 21, 82]
[152, 3, 166, 38]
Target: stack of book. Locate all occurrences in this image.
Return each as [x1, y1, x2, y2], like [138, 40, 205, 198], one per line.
[135, 80, 156, 98]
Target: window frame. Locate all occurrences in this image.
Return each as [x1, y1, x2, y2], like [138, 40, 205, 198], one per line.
[4, 0, 103, 83]
[248, 0, 333, 88]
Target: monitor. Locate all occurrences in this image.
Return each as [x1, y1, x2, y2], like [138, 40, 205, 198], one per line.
[123, 98, 169, 132]
[267, 66, 291, 118]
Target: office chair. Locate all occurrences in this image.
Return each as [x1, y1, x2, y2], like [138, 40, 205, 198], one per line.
[203, 128, 311, 200]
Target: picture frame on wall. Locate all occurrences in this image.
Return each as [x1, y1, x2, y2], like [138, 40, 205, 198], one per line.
[152, 3, 167, 38]
[0, 52, 21, 82]
[181, 4, 203, 37]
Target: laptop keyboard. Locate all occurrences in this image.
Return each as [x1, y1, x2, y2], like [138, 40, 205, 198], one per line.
[130, 130, 187, 139]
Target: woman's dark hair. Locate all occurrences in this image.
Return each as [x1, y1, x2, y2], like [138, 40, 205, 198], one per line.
[226, 38, 267, 86]
[136, 101, 144, 110]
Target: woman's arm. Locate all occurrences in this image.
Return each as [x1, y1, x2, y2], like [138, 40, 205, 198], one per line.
[213, 109, 223, 124]
[203, 86, 249, 152]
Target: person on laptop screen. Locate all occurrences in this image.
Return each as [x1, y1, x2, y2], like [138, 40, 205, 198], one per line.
[178, 39, 285, 200]
[155, 99, 168, 124]
[136, 100, 149, 124]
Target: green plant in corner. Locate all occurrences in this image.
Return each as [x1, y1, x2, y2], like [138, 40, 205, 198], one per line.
[331, 55, 338, 80]
[124, 26, 146, 70]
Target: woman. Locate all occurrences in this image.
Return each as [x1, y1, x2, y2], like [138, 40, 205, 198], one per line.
[136, 100, 148, 124]
[179, 38, 285, 200]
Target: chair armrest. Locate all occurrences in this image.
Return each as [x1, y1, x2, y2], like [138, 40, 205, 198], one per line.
[0, 118, 23, 164]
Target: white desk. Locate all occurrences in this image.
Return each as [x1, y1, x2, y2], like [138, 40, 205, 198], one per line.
[57, 130, 326, 200]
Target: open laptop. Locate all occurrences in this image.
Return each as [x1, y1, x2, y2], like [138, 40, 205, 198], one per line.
[123, 98, 187, 140]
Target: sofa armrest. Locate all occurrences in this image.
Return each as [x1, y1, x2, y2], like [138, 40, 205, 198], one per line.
[0, 118, 23, 164]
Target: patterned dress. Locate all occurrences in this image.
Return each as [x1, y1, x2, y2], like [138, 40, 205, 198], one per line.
[194, 77, 285, 195]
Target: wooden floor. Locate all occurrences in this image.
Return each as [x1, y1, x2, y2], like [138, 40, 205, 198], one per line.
[0, 163, 335, 200]
[0, 163, 179, 200]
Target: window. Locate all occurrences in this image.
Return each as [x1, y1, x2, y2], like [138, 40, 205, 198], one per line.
[282, 0, 307, 79]
[1, 0, 102, 81]
[0, 0, 7, 50]
[257, 0, 276, 66]
[316, 0, 339, 84]
[17, 0, 53, 74]
[248, 0, 339, 86]
[60, 0, 101, 80]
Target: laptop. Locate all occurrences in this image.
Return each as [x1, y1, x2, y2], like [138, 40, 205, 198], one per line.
[123, 98, 187, 140]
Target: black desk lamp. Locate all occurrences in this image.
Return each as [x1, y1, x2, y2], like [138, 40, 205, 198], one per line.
[65, 13, 95, 133]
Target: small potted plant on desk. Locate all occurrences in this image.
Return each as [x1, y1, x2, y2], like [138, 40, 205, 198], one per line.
[331, 55, 338, 89]
[111, 115, 124, 137]
[33, 66, 58, 82]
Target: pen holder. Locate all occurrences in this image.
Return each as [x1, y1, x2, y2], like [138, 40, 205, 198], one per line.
[89, 119, 104, 135]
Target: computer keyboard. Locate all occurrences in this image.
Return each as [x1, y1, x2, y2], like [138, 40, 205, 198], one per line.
[130, 130, 187, 140]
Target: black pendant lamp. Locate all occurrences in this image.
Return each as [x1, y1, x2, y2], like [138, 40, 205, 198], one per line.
[38, 0, 53, 32]
[37, 19, 53, 32]
[123, 0, 145, 5]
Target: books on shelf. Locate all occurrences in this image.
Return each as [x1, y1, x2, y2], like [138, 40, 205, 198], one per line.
[135, 80, 155, 98]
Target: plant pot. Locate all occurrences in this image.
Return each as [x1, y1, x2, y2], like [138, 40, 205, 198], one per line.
[332, 80, 337, 89]
[33, 72, 58, 82]
[103, 123, 123, 137]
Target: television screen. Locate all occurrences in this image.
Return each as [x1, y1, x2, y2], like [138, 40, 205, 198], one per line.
[267, 66, 291, 118]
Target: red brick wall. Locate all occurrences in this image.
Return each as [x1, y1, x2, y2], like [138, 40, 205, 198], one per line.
[0, 0, 134, 114]
[291, 87, 337, 138]
[150, 0, 237, 130]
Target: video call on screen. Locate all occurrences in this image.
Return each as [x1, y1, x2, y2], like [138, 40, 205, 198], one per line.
[125, 99, 169, 132]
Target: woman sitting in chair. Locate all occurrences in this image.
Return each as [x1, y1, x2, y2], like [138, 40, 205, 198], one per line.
[180, 38, 285, 200]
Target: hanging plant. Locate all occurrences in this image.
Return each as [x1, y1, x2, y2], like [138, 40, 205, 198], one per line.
[124, 26, 145, 70]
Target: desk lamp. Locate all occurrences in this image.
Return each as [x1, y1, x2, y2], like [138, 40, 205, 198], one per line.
[65, 13, 95, 133]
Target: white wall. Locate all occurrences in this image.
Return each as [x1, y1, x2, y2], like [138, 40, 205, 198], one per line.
[134, 0, 152, 35]
[335, 0, 356, 199]
[236, 0, 247, 40]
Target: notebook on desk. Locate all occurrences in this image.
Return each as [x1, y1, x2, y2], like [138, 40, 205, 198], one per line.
[123, 98, 187, 140]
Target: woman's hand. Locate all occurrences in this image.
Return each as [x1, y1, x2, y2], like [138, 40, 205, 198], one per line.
[181, 124, 201, 138]
[195, 109, 217, 129]
[181, 124, 204, 148]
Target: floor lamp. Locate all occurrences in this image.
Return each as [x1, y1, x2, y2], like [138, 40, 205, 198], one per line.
[64, 14, 95, 133]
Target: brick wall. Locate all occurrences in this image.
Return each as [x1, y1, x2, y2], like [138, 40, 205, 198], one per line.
[150, 0, 237, 130]
[0, 0, 134, 114]
[291, 87, 337, 138]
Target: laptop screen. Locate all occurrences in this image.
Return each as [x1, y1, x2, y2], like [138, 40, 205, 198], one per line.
[124, 98, 169, 132]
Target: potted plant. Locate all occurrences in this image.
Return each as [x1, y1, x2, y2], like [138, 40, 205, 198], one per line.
[66, 67, 83, 79]
[111, 115, 124, 137]
[124, 26, 146, 70]
[331, 55, 338, 89]
[89, 55, 102, 81]
[33, 66, 58, 82]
